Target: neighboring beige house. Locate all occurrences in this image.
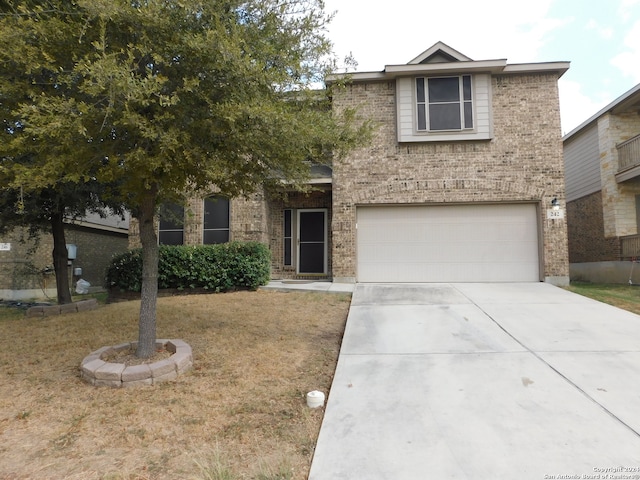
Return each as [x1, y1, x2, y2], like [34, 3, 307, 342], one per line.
[0, 212, 130, 300]
[131, 42, 571, 285]
[563, 83, 640, 283]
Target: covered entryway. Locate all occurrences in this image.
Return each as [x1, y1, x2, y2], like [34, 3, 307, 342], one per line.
[297, 209, 328, 275]
[356, 204, 540, 282]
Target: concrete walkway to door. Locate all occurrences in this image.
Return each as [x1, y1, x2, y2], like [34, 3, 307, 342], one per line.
[308, 283, 640, 479]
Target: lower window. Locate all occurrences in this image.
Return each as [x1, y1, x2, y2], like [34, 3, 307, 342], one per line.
[284, 209, 293, 266]
[158, 203, 184, 245]
[203, 196, 230, 244]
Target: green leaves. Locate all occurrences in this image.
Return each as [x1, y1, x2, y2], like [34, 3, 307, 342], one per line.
[0, 0, 370, 341]
[106, 242, 271, 292]
[1, 0, 369, 206]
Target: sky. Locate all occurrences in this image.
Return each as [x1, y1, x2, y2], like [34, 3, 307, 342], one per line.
[321, 0, 640, 136]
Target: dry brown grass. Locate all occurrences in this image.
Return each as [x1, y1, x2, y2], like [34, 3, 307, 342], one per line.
[0, 290, 351, 480]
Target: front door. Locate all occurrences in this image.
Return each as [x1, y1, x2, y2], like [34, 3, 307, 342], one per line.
[297, 209, 327, 274]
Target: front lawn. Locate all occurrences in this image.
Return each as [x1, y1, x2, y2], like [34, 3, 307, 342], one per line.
[0, 290, 351, 479]
[565, 282, 640, 315]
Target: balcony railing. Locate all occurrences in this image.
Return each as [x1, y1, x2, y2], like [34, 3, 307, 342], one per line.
[621, 234, 640, 258]
[617, 134, 640, 172]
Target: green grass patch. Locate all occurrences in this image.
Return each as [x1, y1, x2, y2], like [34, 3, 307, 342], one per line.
[565, 282, 640, 315]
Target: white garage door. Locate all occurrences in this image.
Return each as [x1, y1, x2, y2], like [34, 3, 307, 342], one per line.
[357, 204, 540, 282]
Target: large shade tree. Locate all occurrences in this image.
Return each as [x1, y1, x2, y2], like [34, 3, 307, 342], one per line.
[0, 0, 367, 357]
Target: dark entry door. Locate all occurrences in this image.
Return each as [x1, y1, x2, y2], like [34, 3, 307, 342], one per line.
[297, 209, 327, 274]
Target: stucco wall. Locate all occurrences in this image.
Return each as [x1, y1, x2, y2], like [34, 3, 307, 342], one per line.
[330, 73, 569, 282]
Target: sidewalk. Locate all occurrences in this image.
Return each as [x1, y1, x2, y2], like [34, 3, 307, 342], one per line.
[260, 280, 355, 294]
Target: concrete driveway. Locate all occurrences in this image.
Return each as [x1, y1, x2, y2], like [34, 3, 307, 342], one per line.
[308, 283, 640, 480]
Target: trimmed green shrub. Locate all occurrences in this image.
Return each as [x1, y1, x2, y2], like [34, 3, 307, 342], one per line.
[106, 248, 144, 292]
[106, 242, 271, 293]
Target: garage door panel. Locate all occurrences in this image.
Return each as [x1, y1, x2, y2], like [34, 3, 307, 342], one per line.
[357, 204, 539, 282]
[358, 244, 396, 262]
[359, 225, 393, 242]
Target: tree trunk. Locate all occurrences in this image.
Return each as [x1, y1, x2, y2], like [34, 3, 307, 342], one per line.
[136, 189, 159, 358]
[50, 211, 72, 305]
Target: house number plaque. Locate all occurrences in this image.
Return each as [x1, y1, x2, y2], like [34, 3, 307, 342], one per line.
[546, 209, 565, 219]
[0, 243, 10, 251]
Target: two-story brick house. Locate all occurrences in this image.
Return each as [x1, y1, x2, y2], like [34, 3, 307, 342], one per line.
[131, 42, 571, 285]
[563, 83, 640, 283]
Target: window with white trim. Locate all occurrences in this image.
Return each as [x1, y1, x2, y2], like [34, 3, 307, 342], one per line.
[203, 196, 230, 244]
[416, 75, 473, 132]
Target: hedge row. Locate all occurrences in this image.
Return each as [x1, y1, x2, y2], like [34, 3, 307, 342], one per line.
[106, 242, 271, 293]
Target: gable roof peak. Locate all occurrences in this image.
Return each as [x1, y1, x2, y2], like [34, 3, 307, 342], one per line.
[409, 41, 473, 65]
[326, 42, 569, 84]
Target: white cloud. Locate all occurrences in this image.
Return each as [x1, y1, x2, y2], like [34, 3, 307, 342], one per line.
[611, 20, 640, 82]
[585, 19, 614, 39]
[558, 79, 611, 135]
[619, 0, 640, 21]
[601, 28, 615, 39]
[323, 0, 564, 70]
[322, 0, 624, 137]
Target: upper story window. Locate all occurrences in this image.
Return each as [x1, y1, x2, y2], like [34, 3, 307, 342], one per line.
[397, 73, 491, 142]
[203, 196, 230, 244]
[158, 203, 184, 245]
[416, 75, 473, 132]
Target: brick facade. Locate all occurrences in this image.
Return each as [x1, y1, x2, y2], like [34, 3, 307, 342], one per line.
[330, 73, 569, 283]
[267, 189, 332, 279]
[126, 47, 570, 285]
[0, 228, 52, 293]
[0, 225, 128, 299]
[564, 94, 640, 266]
[65, 225, 129, 286]
[567, 191, 620, 262]
[598, 112, 640, 239]
[129, 189, 332, 280]
[128, 193, 269, 249]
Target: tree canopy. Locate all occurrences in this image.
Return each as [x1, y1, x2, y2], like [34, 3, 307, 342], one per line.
[0, 0, 367, 357]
